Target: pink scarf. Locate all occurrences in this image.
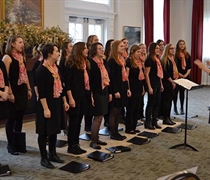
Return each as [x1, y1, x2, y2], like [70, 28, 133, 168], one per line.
[154, 56, 163, 79]
[119, 56, 128, 82]
[93, 57, 110, 89]
[122, 51, 128, 59]
[83, 61, 90, 90]
[43, 60, 63, 98]
[38, 55, 43, 61]
[12, 52, 27, 85]
[135, 58, 145, 80]
[0, 69, 5, 88]
[168, 56, 179, 80]
[180, 52, 186, 70]
[139, 54, 146, 63]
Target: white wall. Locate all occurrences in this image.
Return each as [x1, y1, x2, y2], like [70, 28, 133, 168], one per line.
[43, 0, 192, 49]
[170, 0, 193, 52]
[44, 0, 66, 31]
[114, 0, 144, 41]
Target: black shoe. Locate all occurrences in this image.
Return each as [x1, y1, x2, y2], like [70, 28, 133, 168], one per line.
[67, 146, 83, 155]
[174, 108, 179, 115]
[125, 130, 136, 134]
[168, 118, 176, 125]
[134, 129, 140, 133]
[144, 122, 155, 130]
[7, 146, 19, 155]
[117, 132, 126, 139]
[152, 123, 162, 129]
[49, 154, 64, 163]
[110, 134, 124, 141]
[97, 140, 107, 145]
[90, 142, 101, 149]
[163, 118, 174, 125]
[180, 109, 184, 115]
[41, 158, 55, 169]
[75, 144, 87, 153]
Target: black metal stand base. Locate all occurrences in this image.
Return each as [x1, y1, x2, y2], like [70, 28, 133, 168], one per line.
[170, 88, 199, 152]
[170, 143, 198, 151]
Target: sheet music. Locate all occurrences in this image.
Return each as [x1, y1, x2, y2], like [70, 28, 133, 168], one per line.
[173, 78, 199, 90]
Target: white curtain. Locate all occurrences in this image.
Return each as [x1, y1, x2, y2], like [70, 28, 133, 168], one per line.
[202, 0, 210, 85]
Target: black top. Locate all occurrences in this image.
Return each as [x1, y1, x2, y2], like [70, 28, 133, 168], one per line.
[108, 58, 129, 94]
[126, 58, 144, 95]
[59, 57, 67, 81]
[65, 64, 89, 99]
[145, 57, 161, 87]
[175, 55, 191, 79]
[0, 60, 9, 91]
[32, 60, 43, 86]
[8, 55, 28, 110]
[89, 58, 110, 94]
[162, 60, 175, 81]
[35, 64, 64, 134]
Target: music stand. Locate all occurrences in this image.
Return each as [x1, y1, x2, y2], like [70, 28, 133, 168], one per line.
[170, 79, 200, 151]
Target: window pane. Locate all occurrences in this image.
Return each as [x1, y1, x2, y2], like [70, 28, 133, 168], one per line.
[80, 0, 108, 5]
[69, 23, 83, 43]
[88, 24, 102, 42]
[154, 0, 164, 41]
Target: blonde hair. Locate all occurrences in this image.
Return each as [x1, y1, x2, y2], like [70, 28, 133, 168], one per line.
[161, 44, 173, 70]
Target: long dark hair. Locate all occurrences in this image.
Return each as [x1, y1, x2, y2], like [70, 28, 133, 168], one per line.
[61, 41, 71, 59]
[65, 42, 90, 70]
[148, 42, 159, 61]
[89, 42, 103, 58]
[104, 39, 114, 61]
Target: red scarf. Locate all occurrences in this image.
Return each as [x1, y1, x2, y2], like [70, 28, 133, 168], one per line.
[43, 60, 63, 98]
[119, 56, 128, 82]
[0, 69, 5, 88]
[12, 52, 27, 85]
[135, 58, 145, 80]
[93, 57, 110, 89]
[83, 61, 90, 90]
[180, 52, 186, 70]
[168, 56, 179, 80]
[154, 56, 163, 79]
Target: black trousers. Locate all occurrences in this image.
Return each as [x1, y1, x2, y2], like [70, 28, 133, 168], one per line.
[139, 94, 145, 119]
[125, 94, 141, 131]
[84, 93, 93, 131]
[162, 82, 173, 118]
[67, 95, 87, 147]
[145, 86, 161, 123]
[38, 134, 57, 159]
[6, 103, 25, 147]
[173, 85, 185, 109]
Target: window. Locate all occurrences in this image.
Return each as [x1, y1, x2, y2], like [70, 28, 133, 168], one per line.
[69, 17, 104, 44]
[80, 0, 109, 5]
[203, 1, 210, 60]
[153, 0, 164, 42]
[201, 0, 210, 85]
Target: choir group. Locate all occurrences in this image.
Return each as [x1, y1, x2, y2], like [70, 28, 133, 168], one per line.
[0, 34, 193, 169]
